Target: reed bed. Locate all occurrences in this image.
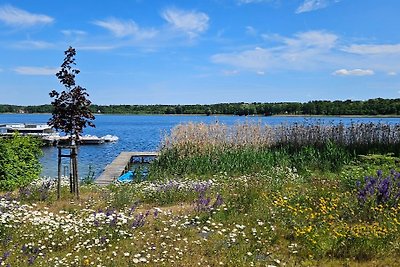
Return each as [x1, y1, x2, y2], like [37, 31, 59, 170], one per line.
[162, 122, 400, 153]
[152, 122, 400, 176]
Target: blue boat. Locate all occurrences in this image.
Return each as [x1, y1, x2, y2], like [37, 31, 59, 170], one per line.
[117, 171, 134, 183]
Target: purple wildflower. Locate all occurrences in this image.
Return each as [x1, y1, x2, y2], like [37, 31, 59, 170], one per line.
[357, 169, 400, 206]
[28, 256, 35, 265]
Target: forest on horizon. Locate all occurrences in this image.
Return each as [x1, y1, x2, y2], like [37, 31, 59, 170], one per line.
[1, 98, 400, 116]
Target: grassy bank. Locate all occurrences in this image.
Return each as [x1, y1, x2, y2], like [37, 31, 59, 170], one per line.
[2, 122, 400, 266]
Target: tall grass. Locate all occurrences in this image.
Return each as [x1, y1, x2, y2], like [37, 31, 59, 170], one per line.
[151, 121, 400, 177]
[162, 122, 400, 152]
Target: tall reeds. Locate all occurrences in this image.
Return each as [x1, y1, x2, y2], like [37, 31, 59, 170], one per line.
[162, 122, 400, 153]
[152, 122, 400, 177]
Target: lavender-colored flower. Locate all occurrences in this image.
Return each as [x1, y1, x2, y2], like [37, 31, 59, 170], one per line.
[131, 213, 146, 228]
[28, 256, 35, 265]
[128, 201, 139, 216]
[105, 208, 114, 216]
[21, 244, 28, 254]
[38, 181, 51, 201]
[377, 178, 391, 203]
[357, 169, 400, 206]
[212, 193, 224, 209]
[19, 186, 32, 199]
[2, 251, 10, 260]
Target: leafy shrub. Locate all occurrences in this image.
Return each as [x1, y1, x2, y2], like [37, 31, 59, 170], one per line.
[0, 134, 42, 191]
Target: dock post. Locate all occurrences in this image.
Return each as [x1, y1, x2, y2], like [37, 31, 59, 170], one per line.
[57, 148, 62, 200]
[71, 146, 79, 200]
[69, 159, 73, 193]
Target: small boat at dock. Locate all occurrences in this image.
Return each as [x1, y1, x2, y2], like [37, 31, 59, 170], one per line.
[117, 171, 134, 183]
[102, 134, 119, 142]
[0, 123, 118, 146]
[0, 123, 56, 136]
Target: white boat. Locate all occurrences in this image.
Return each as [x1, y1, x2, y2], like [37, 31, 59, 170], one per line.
[54, 135, 105, 145]
[0, 123, 56, 136]
[79, 135, 105, 145]
[101, 134, 119, 142]
[0, 123, 118, 145]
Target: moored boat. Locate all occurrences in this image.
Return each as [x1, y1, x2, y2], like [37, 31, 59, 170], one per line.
[117, 171, 134, 183]
[0, 123, 118, 145]
[102, 134, 119, 142]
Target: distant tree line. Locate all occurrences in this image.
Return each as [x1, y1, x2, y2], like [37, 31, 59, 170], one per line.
[2, 98, 400, 116]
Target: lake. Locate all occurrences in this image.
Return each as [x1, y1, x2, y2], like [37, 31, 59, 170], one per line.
[1, 114, 399, 178]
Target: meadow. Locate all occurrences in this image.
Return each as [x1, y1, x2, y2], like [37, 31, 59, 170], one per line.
[2, 122, 400, 266]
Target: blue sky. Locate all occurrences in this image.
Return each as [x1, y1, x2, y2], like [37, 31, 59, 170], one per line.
[0, 0, 399, 105]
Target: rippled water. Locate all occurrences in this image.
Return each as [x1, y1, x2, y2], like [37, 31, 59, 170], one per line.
[1, 114, 399, 178]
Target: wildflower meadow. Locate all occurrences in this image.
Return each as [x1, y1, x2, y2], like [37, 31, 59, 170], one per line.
[2, 122, 400, 266]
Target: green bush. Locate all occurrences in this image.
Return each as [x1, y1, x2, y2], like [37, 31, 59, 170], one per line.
[0, 134, 42, 191]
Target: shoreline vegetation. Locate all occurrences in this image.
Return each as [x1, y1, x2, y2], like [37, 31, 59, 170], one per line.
[2, 122, 400, 265]
[2, 112, 400, 118]
[2, 97, 400, 116]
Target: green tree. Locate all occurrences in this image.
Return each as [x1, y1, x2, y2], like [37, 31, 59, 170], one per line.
[0, 134, 42, 191]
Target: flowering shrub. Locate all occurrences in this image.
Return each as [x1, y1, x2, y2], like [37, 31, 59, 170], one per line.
[357, 170, 400, 207]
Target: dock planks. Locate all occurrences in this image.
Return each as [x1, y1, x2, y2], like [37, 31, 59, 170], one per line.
[95, 151, 159, 186]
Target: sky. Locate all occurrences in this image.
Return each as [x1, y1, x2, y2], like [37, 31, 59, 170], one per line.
[0, 0, 400, 105]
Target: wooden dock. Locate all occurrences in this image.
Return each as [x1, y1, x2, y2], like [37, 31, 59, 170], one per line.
[95, 151, 159, 186]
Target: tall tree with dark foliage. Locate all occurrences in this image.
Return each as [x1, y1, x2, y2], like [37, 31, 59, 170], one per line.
[48, 46, 95, 141]
[48, 46, 95, 199]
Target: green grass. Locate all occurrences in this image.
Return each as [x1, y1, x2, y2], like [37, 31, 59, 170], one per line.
[149, 141, 353, 179]
[2, 122, 400, 266]
[2, 156, 400, 266]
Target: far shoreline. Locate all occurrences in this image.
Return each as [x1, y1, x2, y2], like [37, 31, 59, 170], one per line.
[1, 113, 400, 118]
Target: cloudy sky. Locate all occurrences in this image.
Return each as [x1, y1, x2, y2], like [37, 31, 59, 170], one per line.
[0, 0, 399, 105]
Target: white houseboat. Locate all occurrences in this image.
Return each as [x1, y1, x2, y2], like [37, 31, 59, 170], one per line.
[0, 123, 118, 145]
[0, 123, 57, 136]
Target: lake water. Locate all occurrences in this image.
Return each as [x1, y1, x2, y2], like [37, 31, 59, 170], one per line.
[1, 114, 400, 178]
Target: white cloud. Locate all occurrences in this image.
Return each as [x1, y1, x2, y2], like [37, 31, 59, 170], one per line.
[296, 0, 341, 14]
[282, 31, 338, 50]
[76, 45, 116, 51]
[14, 40, 54, 49]
[388, 71, 397, 76]
[212, 47, 272, 70]
[212, 31, 338, 72]
[161, 8, 209, 38]
[237, 0, 274, 3]
[245, 26, 257, 36]
[0, 5, 53, 27]
[14, 66, 59, 76]
[93, 18, 157, 39]
[342, 44, 400, 55]
[256, 71, 265, 75]
[222, 70, 240, 76]
[61, 30, 87, 37]
[332, 69, 375, 76]
[213, 30, 400, 75]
